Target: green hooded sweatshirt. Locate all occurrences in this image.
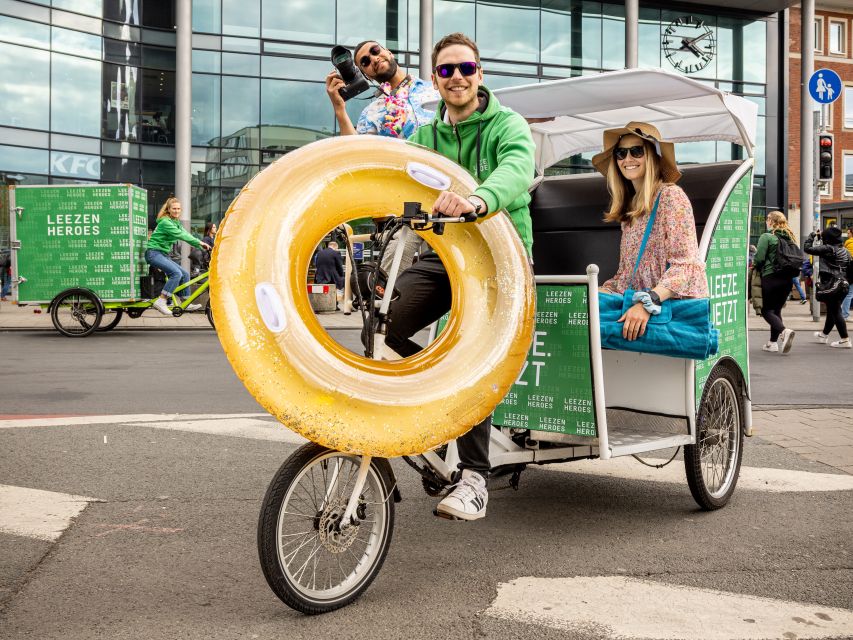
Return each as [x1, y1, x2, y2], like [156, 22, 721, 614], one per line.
[147, 216, 202, 253]
[408, 86, 536, 255]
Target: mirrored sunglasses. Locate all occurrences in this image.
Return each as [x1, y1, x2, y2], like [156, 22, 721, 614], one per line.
[614, 145, 646, 161]
[434, 62, 479, 79]
[359, 44, 382, 68]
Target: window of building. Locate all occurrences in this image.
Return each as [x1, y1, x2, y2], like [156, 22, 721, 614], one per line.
[191, 73, 220, 146]
[223, 0, 259, 37]
[479, 0, 540, 64]
[845, 85, 853, 129]
[829, 19, 847, 55]
[815, 16, 824, 53]
[845, 153, 853, 197]
[51, 53, 101, 137]
[0, 43, 50, 130]
[192, 0, 221, 33]
[221, 75, 259, 142]
[262, 0, 334, 44]
[101, 62, 140, 141]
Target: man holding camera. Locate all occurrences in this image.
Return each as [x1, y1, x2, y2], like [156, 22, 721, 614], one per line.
[325, 41, 438, 138]
[390, 33, 536, 521]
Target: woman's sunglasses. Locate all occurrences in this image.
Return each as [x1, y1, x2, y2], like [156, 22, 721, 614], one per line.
[434, 62, 480, 79]
[614, 145, 646, 161]
[359, 44, 382, 68]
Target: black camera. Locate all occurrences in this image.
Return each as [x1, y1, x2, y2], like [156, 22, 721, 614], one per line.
[330, 45, 371, 101]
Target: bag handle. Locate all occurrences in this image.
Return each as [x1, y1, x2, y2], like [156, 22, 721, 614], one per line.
[629, 192, 662, 290]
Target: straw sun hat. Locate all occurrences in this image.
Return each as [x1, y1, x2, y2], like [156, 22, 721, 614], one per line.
[591, 121, 682, 184]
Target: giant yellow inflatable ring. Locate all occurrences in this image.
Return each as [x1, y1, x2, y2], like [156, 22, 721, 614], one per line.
[210, 136, 534, 457]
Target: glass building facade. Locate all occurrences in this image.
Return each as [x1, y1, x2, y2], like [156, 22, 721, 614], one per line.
[0, 0, 776, 236]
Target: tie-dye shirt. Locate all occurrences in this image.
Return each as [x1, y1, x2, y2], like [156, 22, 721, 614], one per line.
[355, 76, 439, 140]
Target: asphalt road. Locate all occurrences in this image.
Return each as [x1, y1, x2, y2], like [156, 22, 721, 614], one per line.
[1, 330, 851, 639]
[0, 329, 848, 415]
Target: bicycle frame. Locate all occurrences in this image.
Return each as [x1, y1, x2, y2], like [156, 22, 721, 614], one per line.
[103, 269, 209, 311]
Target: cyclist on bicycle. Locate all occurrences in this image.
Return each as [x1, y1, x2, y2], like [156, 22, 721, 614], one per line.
[145, 196, 210, 316]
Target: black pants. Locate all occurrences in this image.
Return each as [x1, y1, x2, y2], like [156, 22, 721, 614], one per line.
[760, 272, 791, 341]
[822, 287, 849, 340]
[382, 253, 491, 477]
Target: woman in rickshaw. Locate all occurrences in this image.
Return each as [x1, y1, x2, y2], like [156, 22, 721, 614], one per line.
[594, 122, 709, 341]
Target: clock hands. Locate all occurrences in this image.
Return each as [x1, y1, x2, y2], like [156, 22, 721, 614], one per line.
[677, 31, 713, 58]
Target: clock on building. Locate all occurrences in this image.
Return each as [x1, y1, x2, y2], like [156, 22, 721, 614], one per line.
[662, 15, 716, 74]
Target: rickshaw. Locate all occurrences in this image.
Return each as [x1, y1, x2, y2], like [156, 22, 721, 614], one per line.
[6, 183, 215, 336]
[227, 68, 758, 614]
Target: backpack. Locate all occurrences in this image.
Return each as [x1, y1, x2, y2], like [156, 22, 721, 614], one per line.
[774, 234, 805, 277]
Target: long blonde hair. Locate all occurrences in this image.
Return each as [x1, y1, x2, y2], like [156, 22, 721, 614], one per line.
[603, 138, 664, 224]
[766, 210, 797, 244]
[157, 196, 180, 220]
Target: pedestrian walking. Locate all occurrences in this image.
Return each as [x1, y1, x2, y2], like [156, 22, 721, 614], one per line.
[752, 210, 797, 354]
[805, 226, 850, 348]
[842, 227, 853, 320]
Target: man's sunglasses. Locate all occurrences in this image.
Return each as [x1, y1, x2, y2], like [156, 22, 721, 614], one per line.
[434, 62, 480, 79]
[614, 145, 646, 160]
[359, 44, 382, 68]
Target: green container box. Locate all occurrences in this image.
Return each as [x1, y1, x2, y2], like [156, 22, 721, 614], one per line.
[10, 184, 148, 303]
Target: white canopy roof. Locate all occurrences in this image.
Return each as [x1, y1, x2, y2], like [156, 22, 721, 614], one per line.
[488, 68, 758, 174]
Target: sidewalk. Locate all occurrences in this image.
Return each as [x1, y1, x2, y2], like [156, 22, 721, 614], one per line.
[0, 300, 365, 331]
[747, 295, 834, 332]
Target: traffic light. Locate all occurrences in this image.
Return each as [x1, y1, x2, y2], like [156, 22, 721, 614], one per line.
[819, 133, 833, 181]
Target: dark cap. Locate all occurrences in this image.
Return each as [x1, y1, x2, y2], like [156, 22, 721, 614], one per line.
[822, 226, 842, 245]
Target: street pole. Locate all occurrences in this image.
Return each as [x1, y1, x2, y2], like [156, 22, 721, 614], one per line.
[625, 0, 638, 69]
[419, 0, 433, 83]
[812, 110, 821, 321]
[801, 0, 817, 321]
[175, 0, 192, 273]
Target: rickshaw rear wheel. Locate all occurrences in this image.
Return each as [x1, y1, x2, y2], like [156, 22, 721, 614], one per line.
[95, 309, 123, 332]
[685, 365, 744, 510]
[205, 301, 214, 329]
[50, 288, 103, 338]
[258, 443, 395, 615]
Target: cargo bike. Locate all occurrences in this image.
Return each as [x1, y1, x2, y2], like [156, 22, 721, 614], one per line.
[220, 69, 759, 614]
[6, 184, 214, 335]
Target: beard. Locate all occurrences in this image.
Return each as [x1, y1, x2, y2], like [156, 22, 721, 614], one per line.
[372, 58, 399, 83]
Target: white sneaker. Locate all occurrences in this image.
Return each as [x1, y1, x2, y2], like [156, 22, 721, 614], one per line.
[436, 470, 488, 521]
[830, 338, 852, 349]
[184, 303, 202, 312]
[152, 298, 172, 316]
[779, 328, 795, 354]
[814, 332, 829, 344]
[762, 341, 779, 352]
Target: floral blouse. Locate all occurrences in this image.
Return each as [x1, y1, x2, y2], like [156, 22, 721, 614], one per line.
[601, 183, 709, 298]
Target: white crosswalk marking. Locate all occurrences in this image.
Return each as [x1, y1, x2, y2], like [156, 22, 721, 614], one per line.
[0, 485, 101, 541]
[487, 576, 853, 639]
[544, 457, 853, 492]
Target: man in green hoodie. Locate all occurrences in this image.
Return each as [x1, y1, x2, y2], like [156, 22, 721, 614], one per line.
[388, 32, 535, 520]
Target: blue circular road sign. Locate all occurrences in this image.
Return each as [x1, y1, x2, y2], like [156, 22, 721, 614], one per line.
[809, 68, 842, 104]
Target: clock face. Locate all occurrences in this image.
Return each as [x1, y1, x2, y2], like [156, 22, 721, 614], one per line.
[662, 16, 716, 74]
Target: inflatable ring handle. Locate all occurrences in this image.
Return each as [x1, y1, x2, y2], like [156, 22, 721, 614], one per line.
[210, 136, 535, 457]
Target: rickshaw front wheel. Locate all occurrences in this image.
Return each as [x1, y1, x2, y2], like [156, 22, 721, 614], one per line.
[685, 365, 744, 510]
[258, 443, 395, 615]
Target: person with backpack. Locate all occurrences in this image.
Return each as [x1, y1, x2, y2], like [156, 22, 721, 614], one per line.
[805, 226, 850, 348]
[753, 210, 801, 353]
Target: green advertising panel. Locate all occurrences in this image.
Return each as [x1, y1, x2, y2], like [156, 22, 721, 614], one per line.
[694, 170, 752, 403]
[11, 184, 148, 303]
[493, 284, 597, 437]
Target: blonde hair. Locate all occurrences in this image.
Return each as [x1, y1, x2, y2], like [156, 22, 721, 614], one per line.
[603, 139, 664, 224]
[157, 196, 181, 220]
[766, 210, 797, 244]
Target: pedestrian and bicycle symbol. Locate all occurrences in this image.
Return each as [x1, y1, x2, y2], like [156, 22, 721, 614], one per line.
[809, 68, 842, 104]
